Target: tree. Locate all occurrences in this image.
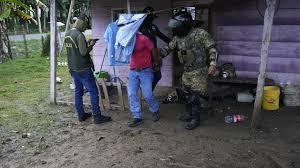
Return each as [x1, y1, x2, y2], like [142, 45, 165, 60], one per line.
[0, 0, 33, 62]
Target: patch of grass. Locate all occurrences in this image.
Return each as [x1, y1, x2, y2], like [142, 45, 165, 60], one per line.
[10, 39, 43, 58]
[0, 39, 70, 133]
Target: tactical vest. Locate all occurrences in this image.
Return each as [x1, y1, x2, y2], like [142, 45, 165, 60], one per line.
[65, 29, 92, 71]
[176, 29, 208, 71]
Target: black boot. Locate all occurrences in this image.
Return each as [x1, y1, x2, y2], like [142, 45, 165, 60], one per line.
[93, 114, 112, 124]
[185, 118, 200, 130]
[78, 113, 92, 122]
[185, 105, 200, 130]
[179, 104, 192, 122]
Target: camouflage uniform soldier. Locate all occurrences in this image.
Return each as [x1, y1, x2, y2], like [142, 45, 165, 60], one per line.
[160, 11, 218, 130]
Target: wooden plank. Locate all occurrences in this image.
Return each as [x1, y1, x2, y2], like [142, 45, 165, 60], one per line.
[95, 80, 105, 111]
[100, 78, 111, 109]
[252, 0, 276, 130]
[208, 6, 217, 39]
[172, 0, 213, 7]
[65, 0, 75, 32]
[117, 78, 125, 111]
[218, 55, 300, 74]
[127, 0, 131, 14]
[217, 25, 300, 42]
[217, 41, 300, 58]
[211, 76, 274, 85]
[216, 0, 300, 11]
[50, 0, 57, 104]
[22, 25, 29, 57]
[236, 71, 300, 85]
[37, 6, 42, 33]
[217, 9, 300, 26]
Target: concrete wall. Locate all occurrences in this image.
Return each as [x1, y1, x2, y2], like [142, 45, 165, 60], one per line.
[216, 0, 300, 84]
[91, 0, 173, 86]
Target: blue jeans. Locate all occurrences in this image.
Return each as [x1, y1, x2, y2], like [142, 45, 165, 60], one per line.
[127, 68, 159, 119]
[70, 68, 101, 117]
[152, 70, 162, 91]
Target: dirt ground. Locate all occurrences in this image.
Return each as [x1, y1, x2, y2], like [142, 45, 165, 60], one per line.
[1, 88, 299, 168]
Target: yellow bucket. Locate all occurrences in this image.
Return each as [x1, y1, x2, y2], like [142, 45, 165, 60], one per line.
[263, 86, 280, 111]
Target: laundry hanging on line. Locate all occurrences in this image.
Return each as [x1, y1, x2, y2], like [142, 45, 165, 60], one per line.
[104, 13, 147, 65]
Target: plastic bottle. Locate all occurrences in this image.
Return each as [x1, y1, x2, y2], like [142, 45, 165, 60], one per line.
[225, 115, 246, 123]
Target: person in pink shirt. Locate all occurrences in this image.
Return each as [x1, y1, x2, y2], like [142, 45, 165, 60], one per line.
[127, 33, 160, 127]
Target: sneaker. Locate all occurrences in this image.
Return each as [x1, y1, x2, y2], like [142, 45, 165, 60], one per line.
[78, 113, 92, 122]
[128, 118, 143, 127]
[152, 111, 160, 122]
[93, 115, 112, 124]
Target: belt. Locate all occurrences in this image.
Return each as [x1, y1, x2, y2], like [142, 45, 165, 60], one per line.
[130, 67, 151, 71]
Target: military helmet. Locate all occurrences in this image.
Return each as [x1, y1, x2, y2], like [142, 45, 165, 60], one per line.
[168, 11, 192, 28]
[168, 11, 193, 37]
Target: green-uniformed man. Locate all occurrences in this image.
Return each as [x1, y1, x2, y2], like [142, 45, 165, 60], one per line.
[65, 15, 111, 124]
[160, 11, 218, 130]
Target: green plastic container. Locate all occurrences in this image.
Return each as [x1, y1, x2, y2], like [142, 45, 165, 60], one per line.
[94, 71, 110, 81]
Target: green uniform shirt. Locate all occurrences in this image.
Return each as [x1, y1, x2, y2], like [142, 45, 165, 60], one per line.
[65, 28, 92, 71]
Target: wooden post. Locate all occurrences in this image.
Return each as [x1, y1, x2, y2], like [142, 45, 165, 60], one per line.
[95, 80, 105, 111]
[43, 12, 47, 31]
[100, 79, 111, 109]
[251, 0, 276, 130]
[37, 6, 42, 33]
[208, 6, 217, 40]
[25, 22, 30, 34]
[65, 0, 75, 33]
[59, 0, 75, 58]
[50, 0, 57, 104]
[117, 78, 125, 111]
[37, 0, 49, 32]
[22, 25, 29, 57]
[14, 18, 18, 35]
[127, 0, 131, 14]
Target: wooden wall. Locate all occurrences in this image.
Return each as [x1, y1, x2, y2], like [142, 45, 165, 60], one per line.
[91, 0, 173, 86]
[216, 0, 300, 84]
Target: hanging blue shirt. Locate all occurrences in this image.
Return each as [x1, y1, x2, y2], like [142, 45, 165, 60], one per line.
[103, 22, 126, 66]
[114, 14, 147, 64]
[103, 14, 147, 65]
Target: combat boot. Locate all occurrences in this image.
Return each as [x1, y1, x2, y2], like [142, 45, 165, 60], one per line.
[179, 104, 192, 122]
[185, 118, 200, 130]
[185, 105, 200, 130]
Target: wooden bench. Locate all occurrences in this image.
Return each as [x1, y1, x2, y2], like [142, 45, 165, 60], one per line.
[96, 78, 125, 112]
[207, 76, 275, 105]
[96, 78, 143, 112]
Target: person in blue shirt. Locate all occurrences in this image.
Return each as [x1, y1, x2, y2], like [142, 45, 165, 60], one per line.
[139, 7, 171, 91]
